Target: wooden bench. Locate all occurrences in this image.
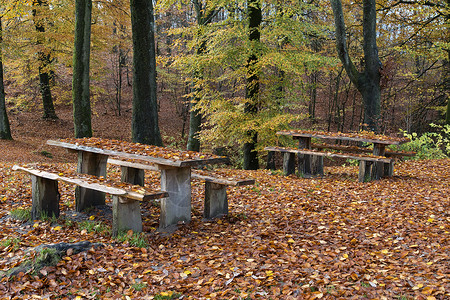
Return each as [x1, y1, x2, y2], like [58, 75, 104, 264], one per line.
[12, 165, 168, 236]
[108, 158, 255, 219]
[264, 146, 393, 182]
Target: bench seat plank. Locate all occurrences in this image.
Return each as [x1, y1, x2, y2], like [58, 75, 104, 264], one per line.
[108, 158, 255, 186]
[264, 146, 393, 163]
[192, 171, 255, 186]
[311, 143, 415, 157]
[12, 165, 167, 202]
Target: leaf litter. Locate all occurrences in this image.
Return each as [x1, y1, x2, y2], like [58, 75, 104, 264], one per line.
[0, 159, 448, 299]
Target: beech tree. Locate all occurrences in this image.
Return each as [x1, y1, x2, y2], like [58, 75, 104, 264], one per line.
[32, 0, 57, 120]
[130, 0, 162, 146]
[72, 0, 93, 138]
[0, 17, 12, 140]
[243, 0, 261, 170]
[187, 0, 221, 152]
[330, 0, 382, 132]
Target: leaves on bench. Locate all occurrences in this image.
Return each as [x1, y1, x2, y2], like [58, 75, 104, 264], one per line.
[58, 137, 225, 162]
[278, 129, 410, 144]
[13, 164, 165, 200]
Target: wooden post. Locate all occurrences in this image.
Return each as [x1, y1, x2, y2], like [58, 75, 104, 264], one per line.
[371, 143, 386, 180]
[297, 137, 312, 176]
[76, 151, 108, 211]
[159, 166, 191, 229]
[283, 152, 296, 175]
[358, 160, 373, 182]
[204, 182, 228, 219]
[31, 175, 60, 220]
[112, 196, 142, 236]
[121, 166, 145, 186]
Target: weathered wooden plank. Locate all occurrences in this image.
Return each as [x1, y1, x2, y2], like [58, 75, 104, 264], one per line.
[47, 140, 229, 168]
[109, 157, 254, 187]
[108, 158, 158, 171]
[12, 165, 167, 202]
[192, 174, 255, 186]
[311, 143, 416, 157]
[277, 131, 407, 145]
[264, 146, 393, 163]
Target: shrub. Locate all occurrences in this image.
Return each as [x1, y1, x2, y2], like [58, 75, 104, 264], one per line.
[398, 124, 450, 159]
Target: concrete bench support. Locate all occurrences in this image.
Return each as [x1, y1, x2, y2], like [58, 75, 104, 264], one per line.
[121, 166, 145, 186]
[204, 182, 228, 219]
[159, 166, 191, 229]
[31, 175, 60, 220]
[76, 152, 108, 211]
[112, 196, 143, 236]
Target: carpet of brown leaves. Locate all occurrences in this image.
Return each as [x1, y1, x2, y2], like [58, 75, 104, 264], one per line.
[0, 106, 449, 299]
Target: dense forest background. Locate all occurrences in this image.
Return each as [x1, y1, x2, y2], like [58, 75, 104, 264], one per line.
[0, 0, 448, 159]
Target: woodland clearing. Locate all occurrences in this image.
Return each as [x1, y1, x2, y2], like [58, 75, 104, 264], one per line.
[0, 105, 448, 299]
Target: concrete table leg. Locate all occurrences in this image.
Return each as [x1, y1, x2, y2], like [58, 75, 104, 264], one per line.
[76, 151, 108, 211]
[159, 167, 191, 229]
[31, 175, 60, 220]
[297, 137, 312, 177]
[358, 160, 373, 182]
[121, 166, 145, 186]
[204, 182, 228, 219]
[112, 196, 143, 236]
[283, 153, 296, 175]
[384, 161, 394, 177]
[311, 155, 324, 176]
[371, 144, 386, 180]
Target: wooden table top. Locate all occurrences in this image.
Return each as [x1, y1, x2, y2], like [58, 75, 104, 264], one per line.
[277, 130, 410, 145]
[47, 138, 229, 168]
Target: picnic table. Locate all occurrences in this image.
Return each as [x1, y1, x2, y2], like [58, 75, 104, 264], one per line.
[46, 138, 229, 229]
[265, 130, 411, 182]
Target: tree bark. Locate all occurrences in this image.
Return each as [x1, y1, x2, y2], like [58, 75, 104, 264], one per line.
[130, 0, 162, 146]
[32, 0, 57, 120]
[187, 1, 220, 151]
[0, 17, 12, 140]
[72, 0, 92, 138]
[330, 0, 381, 132]
[243, 0, 261, 170]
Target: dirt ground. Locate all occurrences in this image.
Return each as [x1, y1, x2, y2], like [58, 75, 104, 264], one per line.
[1, 97, 186, 163]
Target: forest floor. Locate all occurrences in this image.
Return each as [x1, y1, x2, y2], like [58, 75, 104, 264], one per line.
[0, 103, 449, 299]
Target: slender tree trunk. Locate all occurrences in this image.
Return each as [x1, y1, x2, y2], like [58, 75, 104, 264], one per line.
[243, 0, 261, 170]
[330, 0, 382, 132]
[187, 1, 220, 151]
[32, 0, 57, 120]
[72, 0, 92, 138]
[0, 17, 12, 140]
[130, 0, 162, 146]
[187, 40, 206, 152]
[445, 49, 450, 125]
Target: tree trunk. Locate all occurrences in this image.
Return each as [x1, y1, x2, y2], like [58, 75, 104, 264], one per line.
[32, 0, 57, 120]
[72, 0, 92, 138]
[130, 0, 162, 146]
[243, 0, 261, 170]
[445, 49, 450, 125]
[187, 2, 220, 151]
[0, 17, 12, 140]
[330, 0, 381, 132]
[187, 40, 206, 152]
